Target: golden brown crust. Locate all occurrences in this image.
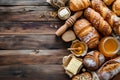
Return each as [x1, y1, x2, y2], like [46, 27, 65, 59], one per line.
[83, 50, 105, 70]
[113, 0, 120, 16]
[84, 7, 112, 36]
[91, 0, 120, 35]
[97, 56, 120, 80]
[73, 19, 100, 48]
[69, 0, 90, 11]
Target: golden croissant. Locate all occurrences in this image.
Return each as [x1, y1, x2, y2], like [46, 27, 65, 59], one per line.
[73, 19, 100, 48]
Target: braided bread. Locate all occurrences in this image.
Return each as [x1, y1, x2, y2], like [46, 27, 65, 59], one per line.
[91, 0, 120, 35]
[84, 7, 112, 36]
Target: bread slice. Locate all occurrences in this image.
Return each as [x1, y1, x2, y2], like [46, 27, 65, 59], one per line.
[62, 30, 76, 42]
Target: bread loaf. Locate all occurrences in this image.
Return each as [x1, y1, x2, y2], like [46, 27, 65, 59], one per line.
[84, 7, 112, 36]
[83, 50, 105, 71]
[91, 0, 120, 35]
[73, 19, 100, 48]
[97, 56, 120, 80]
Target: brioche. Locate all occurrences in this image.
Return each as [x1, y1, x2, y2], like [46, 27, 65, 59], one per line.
[84, 7, 112, 36]
[73, 19, 100, 48]
[91, 0, 120, 35]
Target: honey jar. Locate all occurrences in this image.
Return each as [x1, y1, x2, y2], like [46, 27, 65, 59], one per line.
[98, 37, 120, 57]
[68, 40, 88, 57]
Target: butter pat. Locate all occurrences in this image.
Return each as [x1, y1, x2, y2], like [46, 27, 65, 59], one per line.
[66, 57, 82, 75]
[58, 7, 71, 20]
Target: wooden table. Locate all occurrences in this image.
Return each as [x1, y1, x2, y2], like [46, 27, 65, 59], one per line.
[0, 0, 120, 80]
[0, 0, 70, 80]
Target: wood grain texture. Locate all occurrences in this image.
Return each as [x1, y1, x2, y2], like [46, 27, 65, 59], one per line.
[0, 0, 49, 6]
[0, 22, 63, 34]
[0, 34, 70, 50]
[0, 6, 60, 21]
[0, 50, 70, 65]
[0, 65, 69, 80]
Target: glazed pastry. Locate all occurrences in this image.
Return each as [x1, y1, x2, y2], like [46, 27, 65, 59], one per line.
[69, 0, 90, 11]
[97, 56, 120, 80]
[112, 0, 120, 16]
[84, 7, 112, 36]
[73, 19, 100, 48]
[83, 50, 105, 70]
[72, 72, 92, 80]
[91, 0, 120, 35]
[103, 0, 115, 6]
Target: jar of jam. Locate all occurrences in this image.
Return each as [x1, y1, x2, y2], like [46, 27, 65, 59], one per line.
[98, 37, 120, 57]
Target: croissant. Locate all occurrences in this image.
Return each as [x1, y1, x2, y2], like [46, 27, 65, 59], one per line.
[112, 0, 120, 16]
[103, 0, 115, 6]
[84, 7, 112, 36]
[91, 0, 120, 35]
[69, 0, 90, 11]
[97, 56, 120, 80]
[83, 50, 105, 71]
[73, 19, 100, 48]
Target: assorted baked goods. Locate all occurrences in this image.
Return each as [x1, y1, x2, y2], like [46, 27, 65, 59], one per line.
[84, 7, 112, 36]
[48, 0, 120, 80]
[73, 19, 100, 48]
[83, 50, 105, 71]
[91, 0, 120, 35]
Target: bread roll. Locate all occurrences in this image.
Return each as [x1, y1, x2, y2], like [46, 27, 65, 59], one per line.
[112, 0, 120, 16]
[83, 50, 105, 71]
[84, 7, 112, 36]
[91, 0, 120, 35]
[69, 0, 90, 11]
[97, 56, 120, 80]
[73, 19, 100, 48]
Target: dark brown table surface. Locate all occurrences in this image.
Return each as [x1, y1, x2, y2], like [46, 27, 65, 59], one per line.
[0, 0, 70, 80]
[0, 0, 119, 80]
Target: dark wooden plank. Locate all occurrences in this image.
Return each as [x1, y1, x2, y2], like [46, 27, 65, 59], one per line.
[0, 6, 55, 13]
[0, 11, 59, 22]
[0, 34, 70, 50]
[0, 0, 49, 6]
[0, 22, 63, 34]
[0, 65, 69, 80]
[0, 50, 70, 65]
